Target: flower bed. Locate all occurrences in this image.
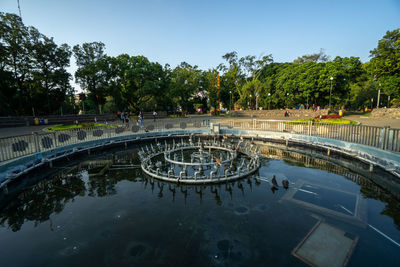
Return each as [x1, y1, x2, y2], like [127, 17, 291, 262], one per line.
[314, 114, 342, 119]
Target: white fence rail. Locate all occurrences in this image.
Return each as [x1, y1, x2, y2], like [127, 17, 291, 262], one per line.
[219, 119, 400, 152]
[0, 119, 399, 163]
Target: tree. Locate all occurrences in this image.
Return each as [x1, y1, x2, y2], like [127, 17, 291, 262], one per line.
[30, 27, 72, 114]
[370, 28, 400, 100]
[0, 13, 33, 114]
[220, 51, 244, 110]
[73, 42, 107, 114]
[202, 69, 220, 114]
[0, 12, 73, 115]
[293, 49, 330, 64]
[170, 62, 202, 115]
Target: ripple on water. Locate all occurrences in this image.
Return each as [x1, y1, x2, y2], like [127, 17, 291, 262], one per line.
[234, 206, 249, 215]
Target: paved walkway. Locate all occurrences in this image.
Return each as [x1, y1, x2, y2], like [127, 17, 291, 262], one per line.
[0, 114, 398, 139]
[342, 115, 400, 128]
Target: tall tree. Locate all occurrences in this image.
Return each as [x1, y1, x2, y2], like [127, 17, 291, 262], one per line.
[0, 12, 73, 115]
[370, 28, 400, 100]
[30, 27, 72, 114]
[73, 42, 108, 113]
[0, 12, 33, 114]
[170, 62, 202, 115]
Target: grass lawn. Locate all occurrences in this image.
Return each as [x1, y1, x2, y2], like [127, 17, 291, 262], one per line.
[46, 123, 116, 131]
[291, 118, 358, 125]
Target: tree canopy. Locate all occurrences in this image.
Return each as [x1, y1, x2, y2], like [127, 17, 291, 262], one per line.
[0, 12, 399, 116]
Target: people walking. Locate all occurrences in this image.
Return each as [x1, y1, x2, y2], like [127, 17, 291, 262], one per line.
[120, 111, 125, 123]
[124, 112, 130, 127]
[153, 111, 157, 122]
[139, 111, 144, 127]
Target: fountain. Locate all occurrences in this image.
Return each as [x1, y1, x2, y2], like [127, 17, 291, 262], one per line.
[138, 136, 260, 184]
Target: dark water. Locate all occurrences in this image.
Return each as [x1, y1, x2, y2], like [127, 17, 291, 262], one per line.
[1, 144, 400, 266]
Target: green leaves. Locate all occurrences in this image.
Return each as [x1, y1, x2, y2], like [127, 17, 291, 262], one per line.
[0, 12, 72, 115]
[370, 29, 400, 99]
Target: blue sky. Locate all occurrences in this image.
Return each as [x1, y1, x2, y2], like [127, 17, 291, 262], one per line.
[1, 0, 400, 90]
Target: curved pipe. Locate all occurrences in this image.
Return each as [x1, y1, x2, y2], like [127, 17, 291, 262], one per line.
[225, 168, 229, 178]
[210, 169, 217, 180]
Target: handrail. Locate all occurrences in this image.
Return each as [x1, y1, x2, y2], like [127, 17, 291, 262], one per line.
[0, 119, 399, 163]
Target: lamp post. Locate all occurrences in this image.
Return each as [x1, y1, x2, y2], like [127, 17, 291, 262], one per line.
[229, 90, 232, 112]
[286, 93, 289, 108]
[371, 98, 373, 109]
[329, 77, 333, 110]
[377, 83, 381, 108]
[249, 94, 252, 110]
[268, 93, 271, 110]
[255, 92, 259, 110]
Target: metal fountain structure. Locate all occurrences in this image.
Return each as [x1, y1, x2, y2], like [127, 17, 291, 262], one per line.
[139, 135, 261, 184]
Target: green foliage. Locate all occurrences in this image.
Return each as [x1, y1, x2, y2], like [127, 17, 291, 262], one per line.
[47, 123, 115, 131]
[104, 54, 172, 112]
[0, 12, 73, 115]
[169, 62, 202, 114]
[73, 42, 107, 113]
[0, 13, 398, 116]
[370, 29, 400, 100]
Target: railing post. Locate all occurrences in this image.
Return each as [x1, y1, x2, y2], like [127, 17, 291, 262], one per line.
[308, 121, 312, 136]
[53, 132, 58, 148]
[382, 126, 390, 150]
[380, 126, 386, 150]
[33, 132, 41, 152]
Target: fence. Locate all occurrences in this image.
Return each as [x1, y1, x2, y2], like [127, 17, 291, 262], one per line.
[0, 119, 211, 162]
[219, 119, 400, 153]
[0, 119, 399, 163]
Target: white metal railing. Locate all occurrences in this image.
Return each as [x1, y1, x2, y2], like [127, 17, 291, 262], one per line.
[0, 120, 210, 162]
[0, 118, 399, 163]
[219, 119, 400, 153]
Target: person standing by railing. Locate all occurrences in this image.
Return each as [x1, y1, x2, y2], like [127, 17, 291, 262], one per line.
[124, 112, 130, 128]
[139, 111, 144, 127]
[153, 111, 157, 122]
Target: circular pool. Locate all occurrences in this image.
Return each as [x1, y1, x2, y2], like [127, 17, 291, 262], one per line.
[139, 137, 260, 183]
[0, 137, 399, 266]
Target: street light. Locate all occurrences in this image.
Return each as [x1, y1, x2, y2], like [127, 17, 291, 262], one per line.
[377, 83, 381, 108]
[329, 77, 333, 110]
[249, 94, 252, 110]
[268, 93, 271, 110]
[229, 90, 232, 112]
[286, 93, 289, 108]
[255, 92, 259, 110]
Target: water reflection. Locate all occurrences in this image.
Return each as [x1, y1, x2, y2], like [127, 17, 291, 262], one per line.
[1, 144, 400, 234]
[260, 145, 400, 230]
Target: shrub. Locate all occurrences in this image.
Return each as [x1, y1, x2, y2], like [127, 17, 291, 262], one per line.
[314, 115, 342, 119]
